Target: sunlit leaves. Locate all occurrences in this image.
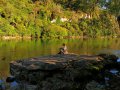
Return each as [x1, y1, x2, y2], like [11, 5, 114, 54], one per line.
[0, 0, 119, 38]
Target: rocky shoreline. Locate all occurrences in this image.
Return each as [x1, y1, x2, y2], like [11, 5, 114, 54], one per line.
[10, 54, 120, 90]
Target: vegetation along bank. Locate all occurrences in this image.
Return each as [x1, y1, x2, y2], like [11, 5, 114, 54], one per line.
[0, 0, 120, 39]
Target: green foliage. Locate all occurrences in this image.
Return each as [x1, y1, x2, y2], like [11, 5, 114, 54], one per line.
[0, 0, 119, 38]
[41, 24, 68, 38]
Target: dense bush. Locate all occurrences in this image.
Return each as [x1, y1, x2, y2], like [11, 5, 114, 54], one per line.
[0, 0, 119, 38]
[41, 24, 68, 38]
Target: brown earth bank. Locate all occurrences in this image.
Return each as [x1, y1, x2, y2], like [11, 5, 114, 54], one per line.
[10, 54, 120, 90]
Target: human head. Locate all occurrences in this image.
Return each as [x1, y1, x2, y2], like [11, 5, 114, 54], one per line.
[62, 43, 66, 46]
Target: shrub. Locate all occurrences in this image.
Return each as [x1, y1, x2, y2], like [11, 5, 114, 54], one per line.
[41, 24, 68, 38]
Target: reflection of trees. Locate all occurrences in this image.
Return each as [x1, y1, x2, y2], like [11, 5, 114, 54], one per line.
[68, 38, 120, 55]
[117, 16, 120, 28]
[0, 38, 120, 77]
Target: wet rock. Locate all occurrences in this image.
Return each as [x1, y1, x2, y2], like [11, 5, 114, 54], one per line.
[98, 54, 118, 62]
[107, 74, 120, 90]
[104, 77, 109, 86]
[10, 54, 118, 90]
[19, 83, 37, 90]
[85, 81, 105, 90]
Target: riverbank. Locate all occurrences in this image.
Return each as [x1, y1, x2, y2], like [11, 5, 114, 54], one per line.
[0, 35, 119, 40]
[0, 36, 31, 40]
[10, 54, 120, 90]
[1, 38, 120, 79]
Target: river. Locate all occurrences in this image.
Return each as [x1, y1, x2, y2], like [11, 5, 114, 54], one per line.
[0, 38, 120, 78]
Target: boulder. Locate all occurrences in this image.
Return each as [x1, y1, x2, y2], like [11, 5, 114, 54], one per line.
[10, 54, 118, 90]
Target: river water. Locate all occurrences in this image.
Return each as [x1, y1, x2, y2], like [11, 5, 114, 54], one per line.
[0, 38, 120, 78]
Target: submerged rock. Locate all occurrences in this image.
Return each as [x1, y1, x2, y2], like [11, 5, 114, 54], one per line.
[10, 54, 118, 90]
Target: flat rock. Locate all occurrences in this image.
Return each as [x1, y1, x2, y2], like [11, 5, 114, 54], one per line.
[10, 54, 118, 90]
[10, 54, 101, 71]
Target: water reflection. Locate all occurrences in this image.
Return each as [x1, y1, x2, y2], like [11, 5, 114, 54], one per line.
[117, 58, 120, 62]
[109, 69, 119, 75]
[0, 38, 120, 78]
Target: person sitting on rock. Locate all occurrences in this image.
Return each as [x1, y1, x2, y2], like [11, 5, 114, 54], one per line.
[58, 43, 68, 54]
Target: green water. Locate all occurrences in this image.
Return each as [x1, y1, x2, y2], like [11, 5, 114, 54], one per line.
[0, 38, 120, 78]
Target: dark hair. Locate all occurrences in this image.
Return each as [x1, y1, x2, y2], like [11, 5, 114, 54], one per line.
[63, 43, 66, 46]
